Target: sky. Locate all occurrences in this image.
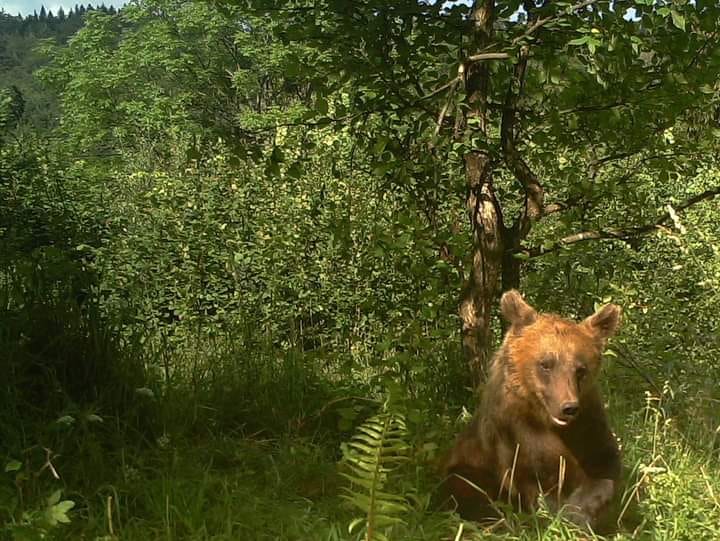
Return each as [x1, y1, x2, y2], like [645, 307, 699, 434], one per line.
[0, 0, 124, 15]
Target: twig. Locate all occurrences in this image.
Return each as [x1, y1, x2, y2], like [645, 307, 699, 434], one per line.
[434, 77, 460, 137]
[511, 0, 598, 46]
[465, 51, 511, 62]
[524, 185, 720, 257]
[611, 345, 662, 395]
[543, 195, 583, 215]
[424, 75, 463, 101]
[464, 0, 598, 67]
[312, 396, 381, 420]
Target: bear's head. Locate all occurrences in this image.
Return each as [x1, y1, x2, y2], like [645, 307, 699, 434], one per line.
[499, 290, 621, 428]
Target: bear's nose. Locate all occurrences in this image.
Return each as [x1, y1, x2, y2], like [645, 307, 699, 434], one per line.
[561, 402, 579, 418]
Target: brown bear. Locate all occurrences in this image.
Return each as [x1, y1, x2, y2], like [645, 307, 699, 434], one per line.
[443, 290, 622, 529]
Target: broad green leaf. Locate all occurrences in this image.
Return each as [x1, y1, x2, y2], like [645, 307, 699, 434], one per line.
[45, 498, 75, 526]
[670, 10, 686, 31]
[47, 489, 63, 506]
[568, 36, 591, 46]
[4, 460, 22, 473]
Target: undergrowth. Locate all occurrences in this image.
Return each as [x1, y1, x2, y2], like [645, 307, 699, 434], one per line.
[2, 251, 718, 540]
[2, 349, 719, 541]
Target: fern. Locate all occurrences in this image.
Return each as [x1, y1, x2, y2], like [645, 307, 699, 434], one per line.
[340, 409, 410, 541]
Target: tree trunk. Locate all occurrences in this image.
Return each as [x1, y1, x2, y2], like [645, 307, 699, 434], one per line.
[459, 0, 504, 382]
[501, 226, 522, 292]
[459, 156, 504, 381]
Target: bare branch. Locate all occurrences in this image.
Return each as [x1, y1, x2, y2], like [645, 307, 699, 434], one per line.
[612, 345, 662, 395]
[423, 75, 463, 101]
[244, 74, 463, 134]
[685, 30, 719, 72]
[465, 51, 511, 63]
[524, 185, 720, 257]
[434, 77, 460, 138]
[559, 101, 627, 115]
[668, 185, 720, 214]
[589, 151, 637, 168]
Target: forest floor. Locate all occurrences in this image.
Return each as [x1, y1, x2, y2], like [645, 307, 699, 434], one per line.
[28, 375, 717, 541]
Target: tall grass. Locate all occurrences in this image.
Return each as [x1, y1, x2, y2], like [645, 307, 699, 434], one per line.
[4, 321, 718, 541]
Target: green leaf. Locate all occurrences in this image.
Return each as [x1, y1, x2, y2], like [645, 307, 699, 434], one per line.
[315, 97, 328, 115]
[372, 162, 394, 177]
[373, 136, 389, 156]
[340, 410, 409, 538]
[135, 387, 155, 398]
[4, 460, 22, 473]
[286, 163, 302, 179]
[56, 415, 75, 427]
[47, 489, 62, 506]
[348, 517, 365, 533]
[670, 10, 686, 31]
[567, 36, 591, 46]
[270, 146, 285, 163]
[45, 497, 75, 526]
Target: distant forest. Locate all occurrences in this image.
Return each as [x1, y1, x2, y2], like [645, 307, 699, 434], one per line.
[1, 5, 116, 129]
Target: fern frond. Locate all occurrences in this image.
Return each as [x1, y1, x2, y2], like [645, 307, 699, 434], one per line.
[340, 409, 410, 541]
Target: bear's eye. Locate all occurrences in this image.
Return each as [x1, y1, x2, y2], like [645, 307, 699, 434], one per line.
[539, 359, 553, 372]
[576, 366, 588, 380]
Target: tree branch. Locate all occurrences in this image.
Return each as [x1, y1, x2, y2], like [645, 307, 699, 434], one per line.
[434, 76, 460, 138]
[243, 74, 463, 135]
[495, 0, 599, 233]
[524, 186, 720, 257]
[464, 0, 599, 66]
[500, 45, 543, 238]
[465, 51, 511, 62]
[543, 195, 584, 215]
[511, 0, 598, 46]
[424, 75, 463, 101]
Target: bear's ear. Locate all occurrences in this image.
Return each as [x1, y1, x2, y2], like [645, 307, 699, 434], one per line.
[500, 290, 537, 329]
[583, 303, 622, 341]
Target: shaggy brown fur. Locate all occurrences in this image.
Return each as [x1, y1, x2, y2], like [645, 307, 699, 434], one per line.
[443, 290, 622, 528]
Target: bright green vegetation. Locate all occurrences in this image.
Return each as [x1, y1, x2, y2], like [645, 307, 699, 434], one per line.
[1, 1, 720, 540]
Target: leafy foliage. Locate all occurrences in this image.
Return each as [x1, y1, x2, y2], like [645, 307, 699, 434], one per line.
[1, 456, 76, 540]
[1, 0, 720, 540]
[340, 408, 410, 541]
